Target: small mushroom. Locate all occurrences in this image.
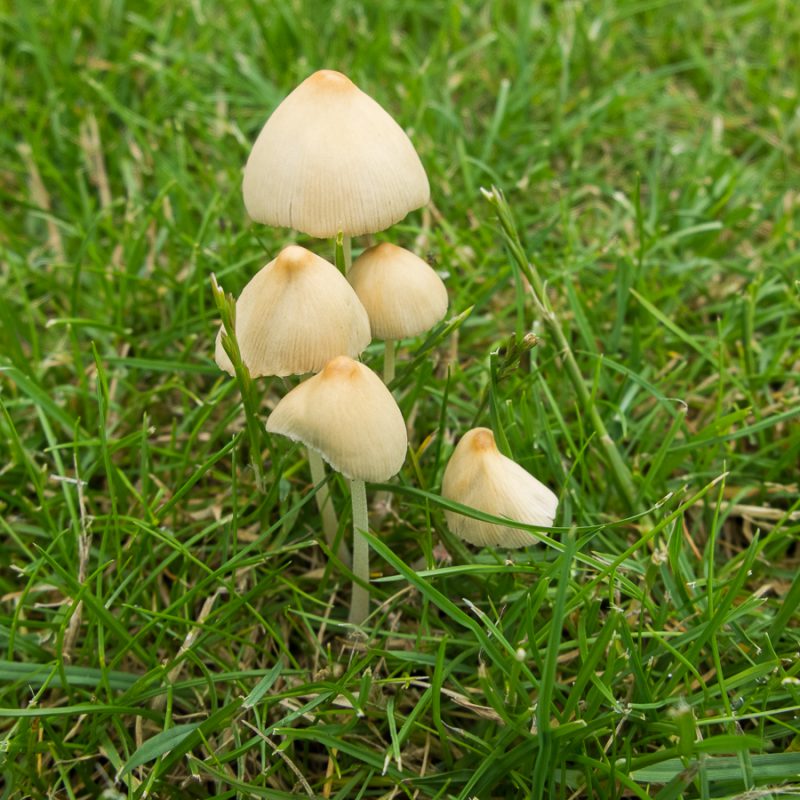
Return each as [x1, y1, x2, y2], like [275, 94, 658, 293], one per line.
[214, 244, 370, 378]
[266, 356, 408, 625]
[242, 69, 430, 269]
[442, 428, 558, 548]
[348, 242, 448, 382]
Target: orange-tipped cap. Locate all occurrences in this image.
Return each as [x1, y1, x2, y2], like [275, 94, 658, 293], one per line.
[441, 428, 558, 548]
[214, 245, 370, 378]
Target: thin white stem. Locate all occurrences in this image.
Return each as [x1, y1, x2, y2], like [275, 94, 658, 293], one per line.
[348, 478, 370, 626]
[307, 448, 350, 566]
[383, 339, 396, 384]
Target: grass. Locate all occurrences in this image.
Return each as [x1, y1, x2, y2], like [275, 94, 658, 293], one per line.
[1, 0, 799, 797]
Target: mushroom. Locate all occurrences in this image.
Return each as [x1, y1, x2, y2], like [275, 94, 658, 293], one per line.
[214, 244, 371, 563]
[214, 244, 370, 377]
[242, 69, 430, 269]
[441, 428, 558, 548]
[348, 242, 448, 382]
[266, 356, 407, 625]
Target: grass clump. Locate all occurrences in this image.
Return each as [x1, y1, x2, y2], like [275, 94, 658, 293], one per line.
[1, 1, 799, 798]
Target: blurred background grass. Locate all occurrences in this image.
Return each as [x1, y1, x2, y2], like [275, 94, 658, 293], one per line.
[1, 0, 799, 797]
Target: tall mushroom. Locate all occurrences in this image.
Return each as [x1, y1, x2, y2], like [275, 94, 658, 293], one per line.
[266, 356, 408, 625]
[348, 242, 448, 382]
[214, 245, 371, 563]
[442, 428, 558, 548]
[242, 69, 430, 269]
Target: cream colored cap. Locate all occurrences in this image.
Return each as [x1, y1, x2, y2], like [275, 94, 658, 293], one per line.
[214, 245, 370, 378]
[243, 70, 430, 237]
[441, 428, 558, 548]
[266, 356, 407, 481]
[348, 243, 448, 340]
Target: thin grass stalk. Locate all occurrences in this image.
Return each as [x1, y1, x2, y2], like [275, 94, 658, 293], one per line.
[482, 187, 643, 517]
[383, 339, 396, 384]
[343, 234, 352, 273]
[211, 274, 267, 492]
[334, 231, 352, 274]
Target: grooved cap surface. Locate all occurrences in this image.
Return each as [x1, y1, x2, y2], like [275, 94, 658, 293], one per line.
[214, 245, 371, 378]
[266, 356, 408, 481]
[441, 428, 558, 548]
[243, 70, 430, 237]
[348, 243, 448, 340]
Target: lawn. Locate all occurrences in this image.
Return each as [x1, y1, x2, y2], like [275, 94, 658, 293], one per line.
[1, 0, 799, 797]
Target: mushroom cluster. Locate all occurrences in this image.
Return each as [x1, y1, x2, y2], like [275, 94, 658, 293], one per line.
[216, 69, 450, 625]
[213, 69, 559, 627]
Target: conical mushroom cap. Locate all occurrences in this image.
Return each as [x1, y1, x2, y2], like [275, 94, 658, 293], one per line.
[348, 243, 448, 340]
[266, 356, 407, 481]
[243, 70, 430, 237]
[214, 245, 371, 378]
[441, 428, 558, 548]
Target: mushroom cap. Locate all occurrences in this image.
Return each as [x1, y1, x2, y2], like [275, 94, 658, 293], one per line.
[441, 428, 558, 548]
[266, 356, 408, 481]
[242, 70, 430, 238]
[348, 243, 448, 340]
[214, 245, 370, 378]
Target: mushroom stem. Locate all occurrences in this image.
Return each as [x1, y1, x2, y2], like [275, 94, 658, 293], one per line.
[383, 339, 396, 384]
[348, 478, 370, 626]
[307, 448, 350, 566]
